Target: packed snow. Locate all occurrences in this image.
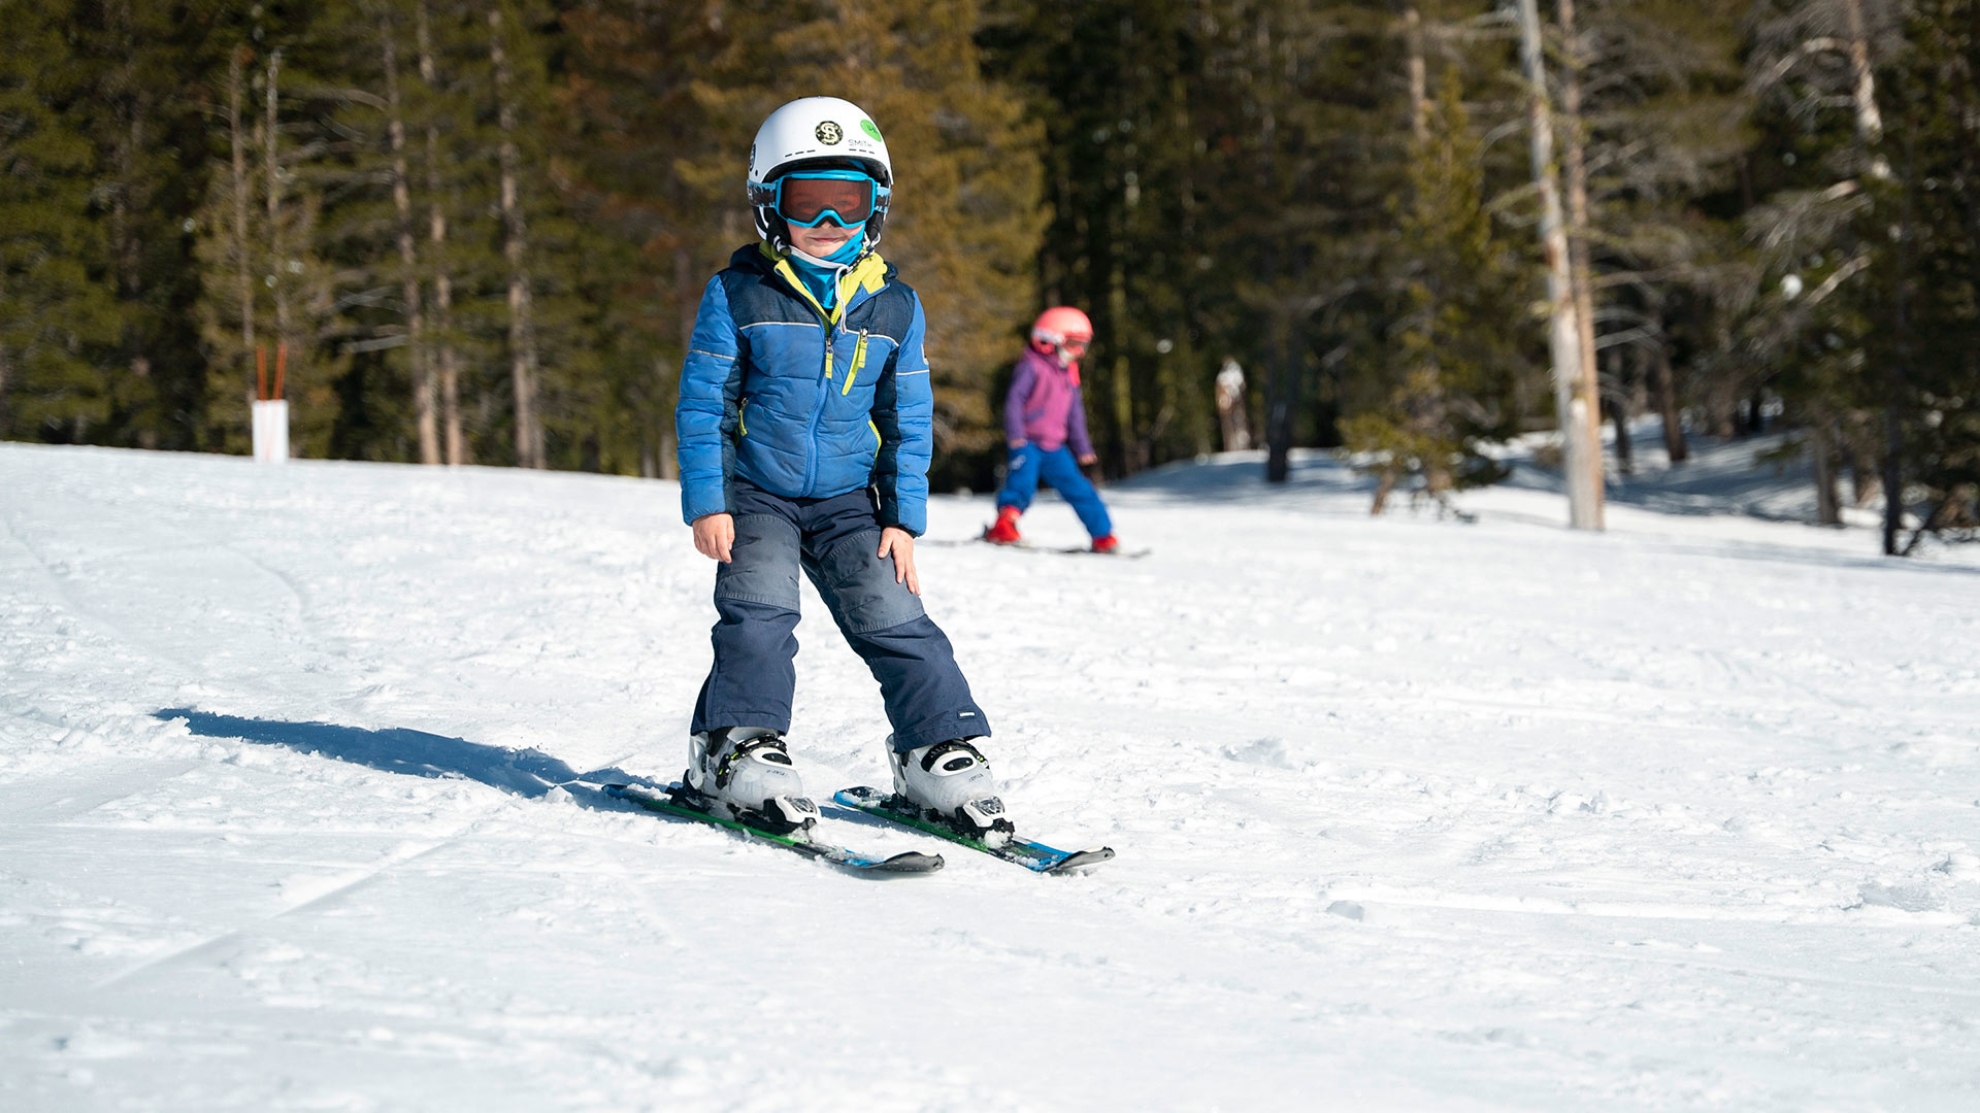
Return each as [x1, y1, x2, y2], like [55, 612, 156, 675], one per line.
[3, 438, 1977, 1111]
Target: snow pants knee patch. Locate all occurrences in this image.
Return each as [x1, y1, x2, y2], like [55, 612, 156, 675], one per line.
[804, 529, 925, 635]
[714, 514, 802, 611]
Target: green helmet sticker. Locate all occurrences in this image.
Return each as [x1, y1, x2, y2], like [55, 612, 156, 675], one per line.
[860, 119, 883, 142]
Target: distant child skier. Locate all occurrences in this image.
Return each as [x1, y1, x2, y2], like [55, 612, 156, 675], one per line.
[982, 307, 1120, 552]
[671, 97, 1011, 842]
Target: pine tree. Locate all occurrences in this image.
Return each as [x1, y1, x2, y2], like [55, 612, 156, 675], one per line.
[1869, 0, 1980, 546]
[0, 1, 119, 442]
[1343, 71, 1519, 513]
[192, 12, 343, 458]
[68, 0, 230, 451]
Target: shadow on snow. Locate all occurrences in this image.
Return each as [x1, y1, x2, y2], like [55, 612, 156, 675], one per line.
[152, 707, 657, 803]
[147, 708, 899, 830]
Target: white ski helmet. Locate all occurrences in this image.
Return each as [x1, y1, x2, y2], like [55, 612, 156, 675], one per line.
[746, 96, 893, 252]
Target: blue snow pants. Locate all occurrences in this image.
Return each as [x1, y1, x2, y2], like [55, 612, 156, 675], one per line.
[690, 481, 989, 752]
[996, 444, 1113, 539]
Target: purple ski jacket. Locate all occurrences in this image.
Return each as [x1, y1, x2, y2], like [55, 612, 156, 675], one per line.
[1004, 347, 1095, 457]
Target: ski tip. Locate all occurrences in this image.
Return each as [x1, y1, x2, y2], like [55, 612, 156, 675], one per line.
[1045, 846, 1116, 873]
[879, 850, 945, 873]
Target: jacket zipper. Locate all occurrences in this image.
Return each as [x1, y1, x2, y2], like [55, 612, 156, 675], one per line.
[738, 396, 749, 437]
[770, 255, 874, 495]
[840, 330, 869, 396]
[801, 307, 841, 495]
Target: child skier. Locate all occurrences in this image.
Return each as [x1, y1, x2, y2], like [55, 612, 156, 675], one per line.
[672, 97, 1009, 842]
[983, 306, 1120, 552]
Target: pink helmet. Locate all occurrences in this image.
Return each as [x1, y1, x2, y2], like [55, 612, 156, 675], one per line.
[1030, 306, 1093, 355]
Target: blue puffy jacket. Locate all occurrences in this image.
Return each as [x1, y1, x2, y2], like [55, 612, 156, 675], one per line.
[676, 243, 934, 534]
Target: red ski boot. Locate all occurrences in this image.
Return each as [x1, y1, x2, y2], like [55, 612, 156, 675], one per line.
[1091, 534, 1121, 554]
[983, 506, 1023, 544]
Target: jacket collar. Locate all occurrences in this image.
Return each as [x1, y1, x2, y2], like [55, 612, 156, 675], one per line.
[733, 242, 893, 325]
[1022, 344, 1081, 387]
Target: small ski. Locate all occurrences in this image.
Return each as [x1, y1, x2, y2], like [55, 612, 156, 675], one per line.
[604, 783, 943, 875]
[833, 786, 1115, 873]
[924, 537, 1152, 559]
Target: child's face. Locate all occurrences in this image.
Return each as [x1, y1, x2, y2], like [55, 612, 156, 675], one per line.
[790, 220, 857, 258]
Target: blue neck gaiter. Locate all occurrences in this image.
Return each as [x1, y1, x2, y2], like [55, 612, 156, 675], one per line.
[787, 235, 865, 312]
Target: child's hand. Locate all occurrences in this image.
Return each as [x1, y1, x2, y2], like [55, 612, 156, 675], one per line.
[877, 527, 920, 595]
[1078, 453, 1099, 466]
[692, 513, 735, 562]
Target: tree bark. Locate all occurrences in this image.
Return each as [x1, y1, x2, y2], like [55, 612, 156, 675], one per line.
[1265, 306, 1295, 484]
[1516, 0, 1602, 528]
[661, 247, 691, 481]
[1812, 418, 1842, 525]
[1841, 0, 1886, 148]
[1404, 6, 1428, 141]
[1648, 318, 1688, 463]
[228, 46, 255, 396]
[265, 49, 292, 370]
[489, 5, 544, 470]
[1884, 132, 1916, 556]
[1608, 347, 1633, 476]
[1557, 0, 1605, 504]
[416, 1, 466, 465]
[381, 12, 436, 464]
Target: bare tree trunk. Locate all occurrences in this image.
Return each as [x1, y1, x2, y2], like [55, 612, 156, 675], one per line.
[1608, 348, 1633, 476]
[661, 247, 691, 481]
[489, 5, 544, 470]
[1812, 418, 1842, 525]
[229, 47, 255, 396]
[1516, 0, 1602, 529]
[416, 2, 466, 466]
[1841, 0, 1886, 154]
[1648, 320, 1688, 463]
[1851, 438, 1878, 505]
[1557, 0, 1606, 503]
[1404, 6, 1428, 141]
[1265, 306, 1295, 484]
[265, 49, 292, 372]
[381, 13, 436, 464]
[1884, 133, 1916, 555]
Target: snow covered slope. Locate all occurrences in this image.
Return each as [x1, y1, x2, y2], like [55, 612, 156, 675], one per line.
[3, 442, 1977, 1112]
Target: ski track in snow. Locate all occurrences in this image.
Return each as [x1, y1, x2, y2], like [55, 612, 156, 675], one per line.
[2, 441, 1978, 1112]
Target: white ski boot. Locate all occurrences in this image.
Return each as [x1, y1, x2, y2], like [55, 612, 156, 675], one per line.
[888, 737, 1015, 845]
[684, 727, 819, 834]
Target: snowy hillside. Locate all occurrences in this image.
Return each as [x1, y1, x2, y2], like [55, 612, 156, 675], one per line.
[3, 441, 1978, 1112]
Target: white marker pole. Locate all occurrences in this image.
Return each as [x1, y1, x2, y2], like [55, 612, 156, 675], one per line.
[252, 400, 289, 463]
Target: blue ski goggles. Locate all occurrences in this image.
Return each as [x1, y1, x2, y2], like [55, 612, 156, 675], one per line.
[772, 169, 887, 229]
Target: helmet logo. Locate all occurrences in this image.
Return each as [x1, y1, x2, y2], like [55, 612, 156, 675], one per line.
[860, 119, 883, 141]
[815, 121, 844, 145]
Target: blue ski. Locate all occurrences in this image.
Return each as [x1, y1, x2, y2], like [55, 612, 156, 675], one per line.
[833, 786, 1115, 873]
[604, 783, 943, 875]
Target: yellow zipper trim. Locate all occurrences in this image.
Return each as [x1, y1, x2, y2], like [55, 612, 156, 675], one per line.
[738, 397, 748, 436]
[869, 419, 882, 452]
[841, 330, 869, 396]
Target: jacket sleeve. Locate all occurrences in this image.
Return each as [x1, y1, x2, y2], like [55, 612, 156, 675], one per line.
[675, 276, 745, 525]
[1066, 382, 1095, 459]
[1003, 357, 1034, 446]
[871, 294, 933, 535]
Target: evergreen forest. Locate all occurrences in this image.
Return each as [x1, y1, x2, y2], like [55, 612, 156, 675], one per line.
[3, 0, 1976, 553]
